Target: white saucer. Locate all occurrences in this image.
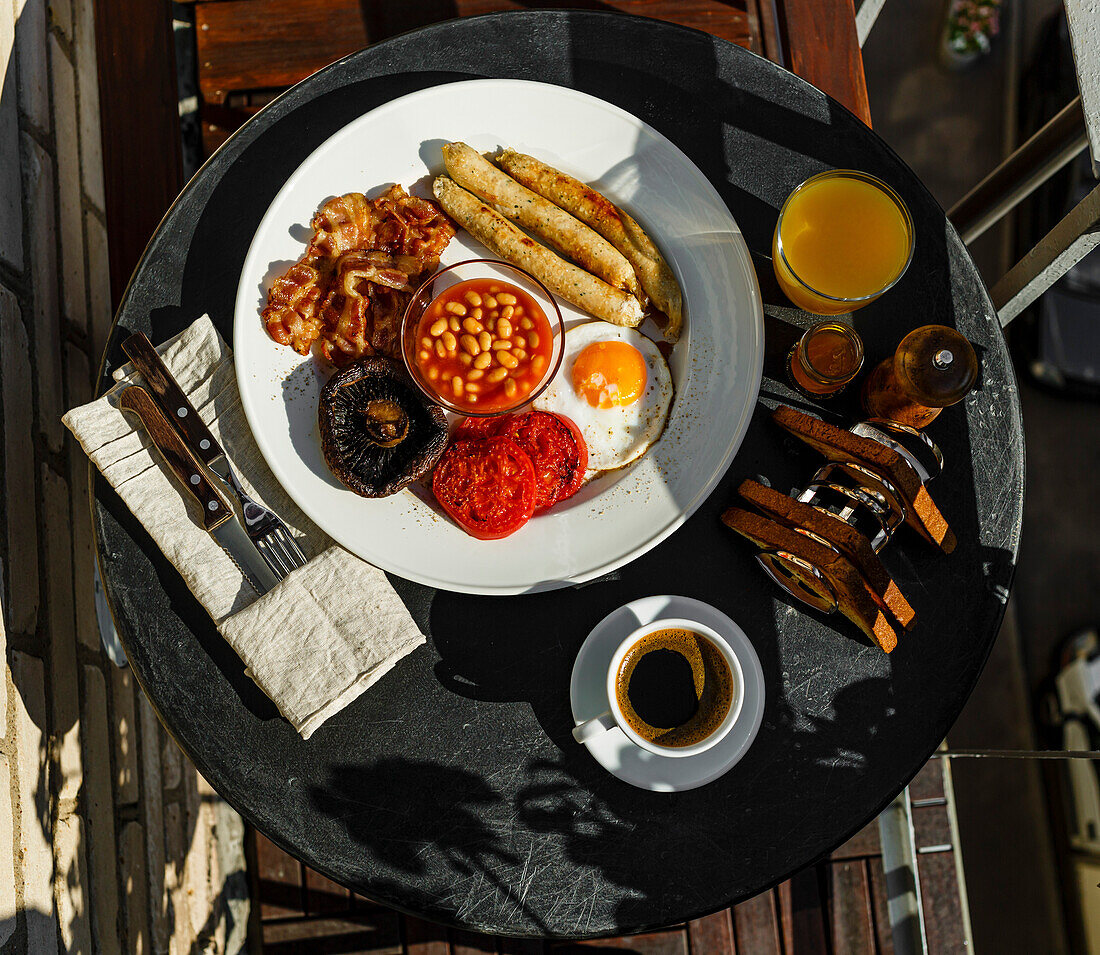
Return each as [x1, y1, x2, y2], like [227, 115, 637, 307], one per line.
[570, 595, 766, 792]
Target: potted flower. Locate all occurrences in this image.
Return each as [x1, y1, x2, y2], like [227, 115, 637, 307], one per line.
[940, 0, 1004, 70]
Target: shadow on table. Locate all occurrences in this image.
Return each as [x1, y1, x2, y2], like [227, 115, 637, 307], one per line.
[307, 757, 543, 926]
[302, 670, 905, 935]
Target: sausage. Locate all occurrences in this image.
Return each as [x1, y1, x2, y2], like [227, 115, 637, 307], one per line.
[432, 177, 645, 328]
[441, 142, 643, 302]
[497, 149, 684, 341]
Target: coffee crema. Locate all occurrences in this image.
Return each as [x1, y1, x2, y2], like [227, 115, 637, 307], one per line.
[614, 628, 735, 748]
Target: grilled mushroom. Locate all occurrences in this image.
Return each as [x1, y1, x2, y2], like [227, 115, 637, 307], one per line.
[319, 356, 448, 497]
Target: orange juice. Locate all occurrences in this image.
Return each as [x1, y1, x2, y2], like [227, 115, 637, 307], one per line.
[772, 171, 913, 315]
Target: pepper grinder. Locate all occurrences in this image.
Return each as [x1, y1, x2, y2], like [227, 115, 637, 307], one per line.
[860, 325, 978, 429]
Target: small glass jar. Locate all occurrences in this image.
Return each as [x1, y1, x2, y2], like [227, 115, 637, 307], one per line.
[787, 321, 865, 398]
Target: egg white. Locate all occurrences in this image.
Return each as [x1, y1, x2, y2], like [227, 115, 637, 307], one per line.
[534, 321, 673, 472]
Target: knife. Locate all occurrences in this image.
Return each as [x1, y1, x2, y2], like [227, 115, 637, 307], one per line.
[117, 385, 282, 596]
[122, 332, 230, 480]
[120, 332, 309, 578]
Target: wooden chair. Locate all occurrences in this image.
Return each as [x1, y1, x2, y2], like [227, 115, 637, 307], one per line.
[188, 1, 772, 158]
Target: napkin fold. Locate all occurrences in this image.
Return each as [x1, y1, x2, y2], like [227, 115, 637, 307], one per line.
[63, 315, 425, 739]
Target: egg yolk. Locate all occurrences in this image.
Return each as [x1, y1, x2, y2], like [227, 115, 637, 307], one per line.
[571, 340, 648, 408]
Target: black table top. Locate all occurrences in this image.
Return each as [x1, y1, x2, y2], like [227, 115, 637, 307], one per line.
[93, 11, 1024, 938]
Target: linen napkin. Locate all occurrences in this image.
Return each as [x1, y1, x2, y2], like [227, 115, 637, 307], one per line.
[63, 315, 425, 739]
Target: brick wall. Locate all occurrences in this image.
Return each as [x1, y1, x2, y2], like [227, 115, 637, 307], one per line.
[0, 0, 248, 951]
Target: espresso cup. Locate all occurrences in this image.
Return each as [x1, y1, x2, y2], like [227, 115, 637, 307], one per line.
[572, 618, 745, 758]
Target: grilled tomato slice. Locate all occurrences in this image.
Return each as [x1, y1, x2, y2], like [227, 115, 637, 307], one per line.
[452, 415, 509, 443]
[432, 437, 536, 540]
[551, 413, 588, 505]
[498, 411, 587, 510]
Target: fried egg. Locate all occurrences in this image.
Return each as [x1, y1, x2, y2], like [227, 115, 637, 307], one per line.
[534, 322, 673, 471]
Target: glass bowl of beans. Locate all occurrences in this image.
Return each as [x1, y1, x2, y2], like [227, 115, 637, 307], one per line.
[401, 259, 566, 417]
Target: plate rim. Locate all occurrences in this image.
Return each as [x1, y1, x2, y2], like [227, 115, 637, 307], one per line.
[233, 77, 764, 595]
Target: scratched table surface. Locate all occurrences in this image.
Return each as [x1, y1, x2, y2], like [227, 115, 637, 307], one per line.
[92, 11, 1024, 938]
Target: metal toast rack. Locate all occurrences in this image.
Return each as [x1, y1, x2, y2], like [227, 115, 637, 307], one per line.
[758, 418, 944, 612]
[723, 406, 955, 652]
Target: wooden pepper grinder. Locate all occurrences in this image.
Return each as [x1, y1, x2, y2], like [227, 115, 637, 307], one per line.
[860, 324, 978, 429]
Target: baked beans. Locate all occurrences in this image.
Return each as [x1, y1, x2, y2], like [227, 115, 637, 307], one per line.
[414, 278, 554, 412]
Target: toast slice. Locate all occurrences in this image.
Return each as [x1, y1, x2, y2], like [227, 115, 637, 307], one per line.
[721, 506, 900, 652]
[737, 479, 916, 631]
[772, 406, 956, 554]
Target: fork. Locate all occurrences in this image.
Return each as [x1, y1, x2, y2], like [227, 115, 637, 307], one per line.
[222, 467, 308, 577]
[122, 332, 309, 577]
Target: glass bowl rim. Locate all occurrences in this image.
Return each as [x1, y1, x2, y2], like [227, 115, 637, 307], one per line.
[400, 258, 566, 417]
[774, 169, 916, 305]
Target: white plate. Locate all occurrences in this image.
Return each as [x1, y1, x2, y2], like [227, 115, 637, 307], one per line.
[234, 79, 763, 594]
[570, 596, 766, 792]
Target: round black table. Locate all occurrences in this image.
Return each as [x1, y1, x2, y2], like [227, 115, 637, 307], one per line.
[94, 12, 1024, 938]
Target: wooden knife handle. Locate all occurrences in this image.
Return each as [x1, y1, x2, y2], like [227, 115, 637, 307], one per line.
[122, 332, 221, 467]
[118, 385, 230, 532]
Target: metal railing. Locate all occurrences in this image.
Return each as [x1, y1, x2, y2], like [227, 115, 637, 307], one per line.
[858, 0, 1100, 327]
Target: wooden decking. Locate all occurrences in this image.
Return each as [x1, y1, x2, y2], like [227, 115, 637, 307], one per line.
[180, 0, 870, 176]
[250, 759, 966, 953]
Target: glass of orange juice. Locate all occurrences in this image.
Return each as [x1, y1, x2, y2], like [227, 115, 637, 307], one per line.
[772, 170, 914, 315]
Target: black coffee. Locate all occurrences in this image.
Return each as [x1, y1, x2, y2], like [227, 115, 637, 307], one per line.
[627, 649, 698, 728]
[615, 628, 735, 748]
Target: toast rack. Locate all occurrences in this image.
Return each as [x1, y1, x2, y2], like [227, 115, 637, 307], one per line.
[723, 407, 953, 652]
